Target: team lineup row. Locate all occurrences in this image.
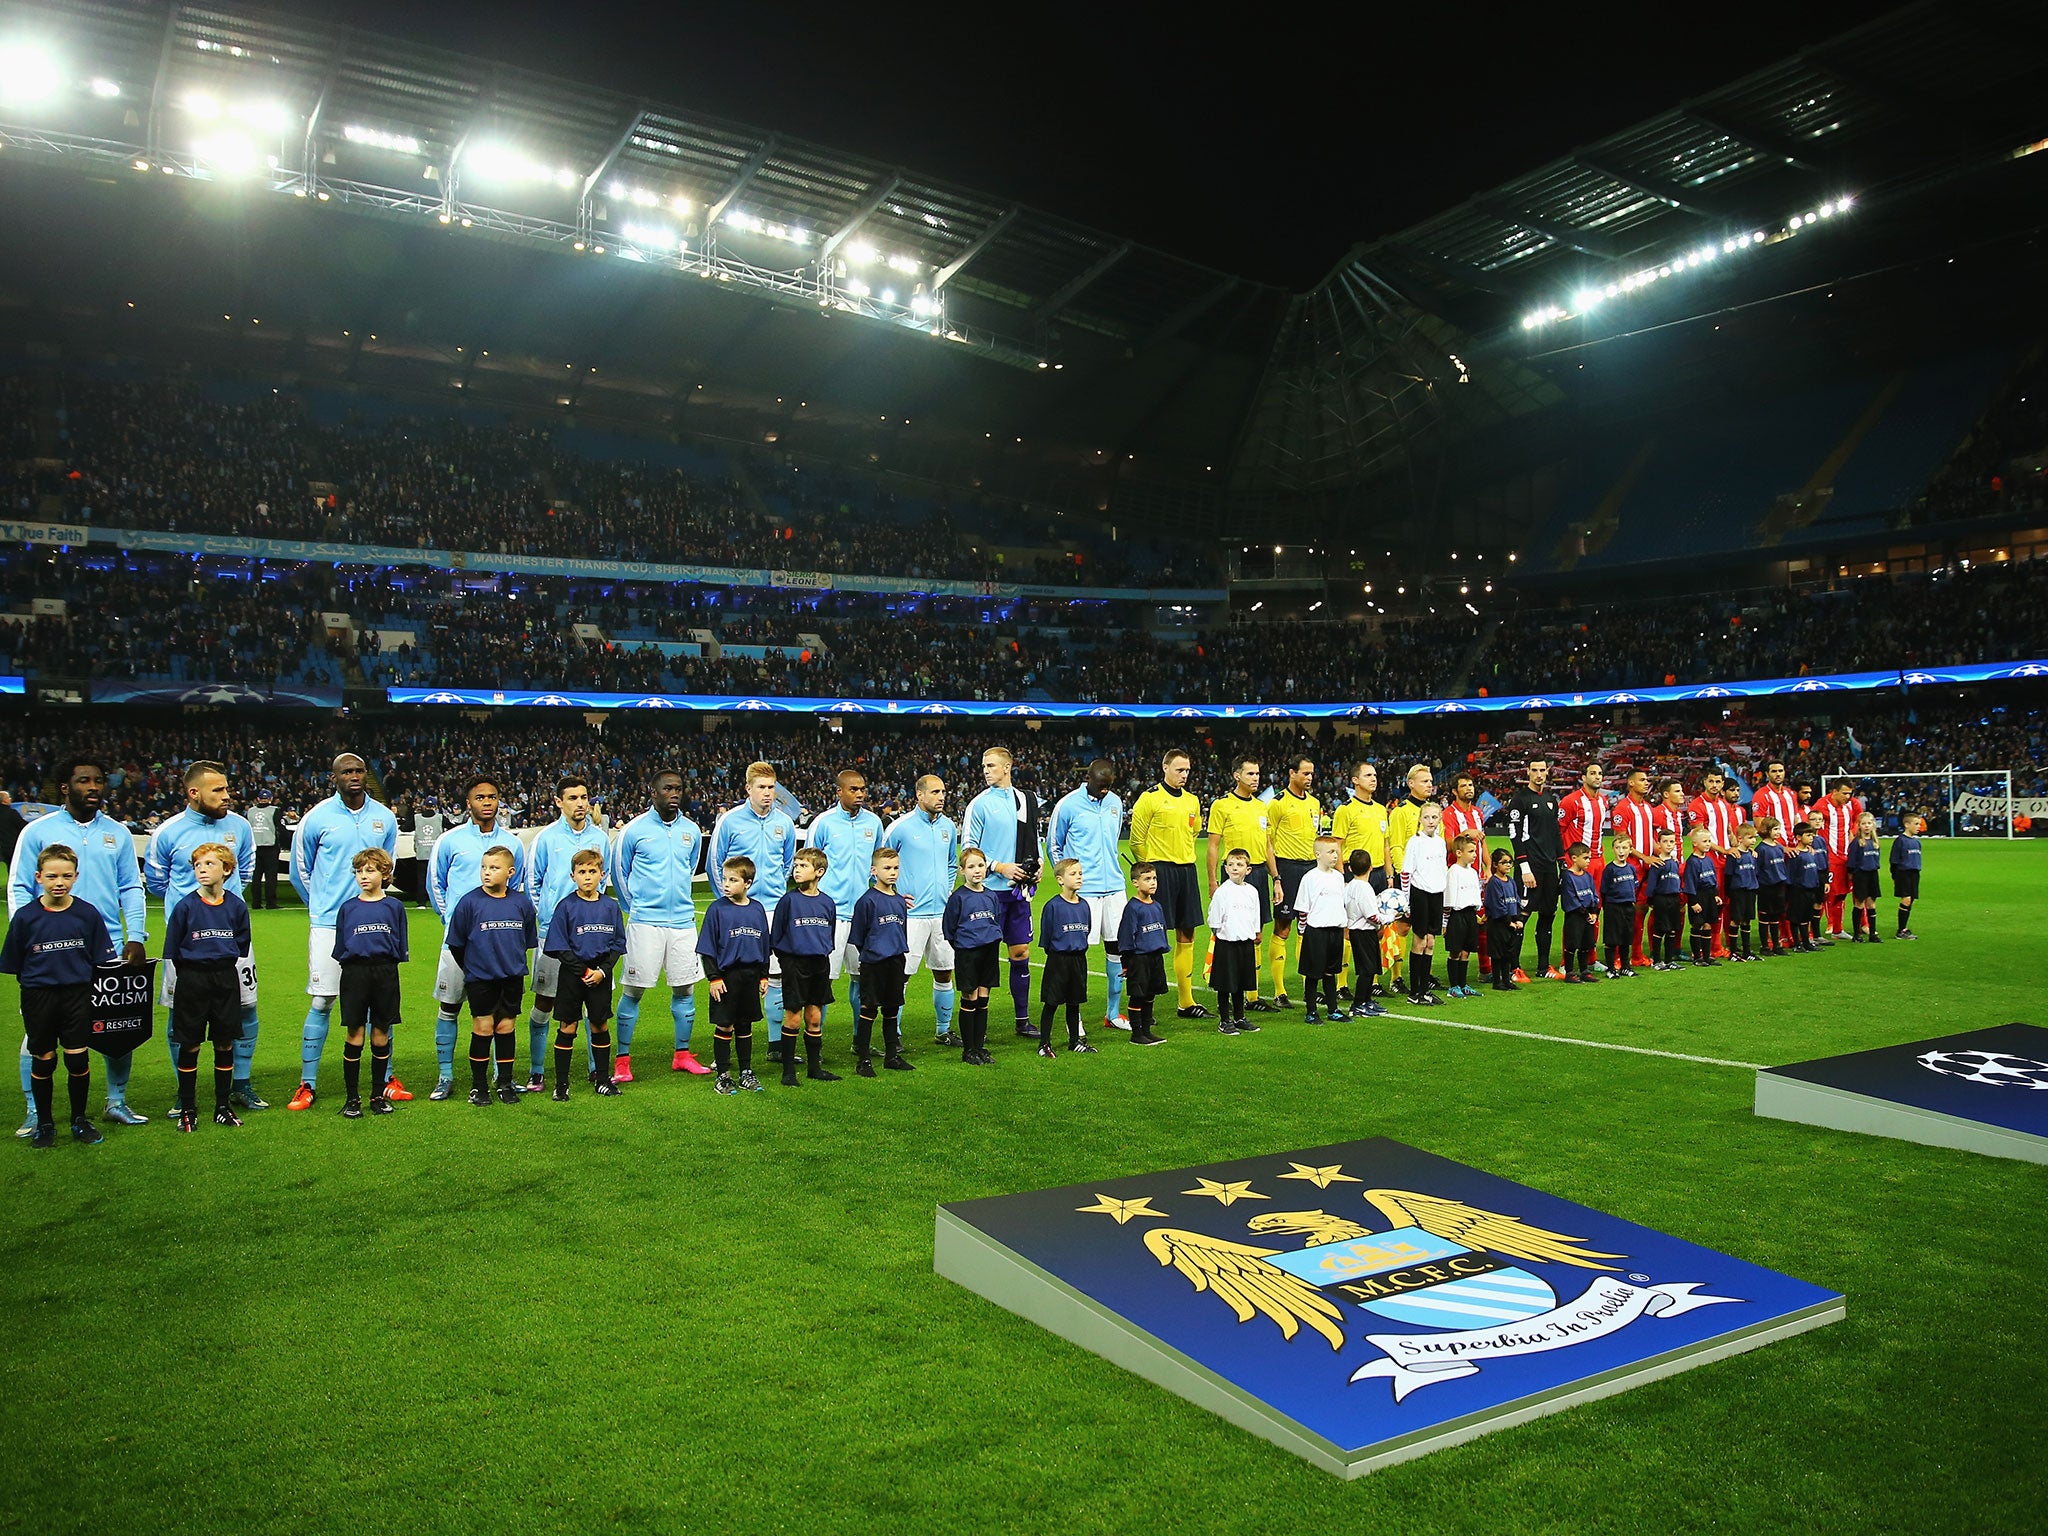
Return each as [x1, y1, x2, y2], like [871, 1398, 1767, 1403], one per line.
[4, 742, 1927, 1139]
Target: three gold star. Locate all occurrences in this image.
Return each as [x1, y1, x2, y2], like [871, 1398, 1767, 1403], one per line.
[1074, 1194, 1168, 1225]
[1180, 1178, 1269, 1206]
[1276, 1162, 1362, 1190]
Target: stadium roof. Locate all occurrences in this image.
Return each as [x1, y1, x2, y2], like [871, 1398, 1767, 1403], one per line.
[0, 0, 2044, 536]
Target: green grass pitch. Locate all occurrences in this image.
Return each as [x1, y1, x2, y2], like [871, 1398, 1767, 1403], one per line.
[3, 841, 2043, 1534]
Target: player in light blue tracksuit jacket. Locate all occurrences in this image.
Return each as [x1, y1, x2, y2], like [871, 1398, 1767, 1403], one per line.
[426, 776, 528, 1094]
[144, 779, 261, 1104]
[806, 773, 884, 1036]
[523, 776, 613, 1085]
[287, 755, 399, 1100]
[883, 776, 960, 1042]
[1048, 760, 1129, 1027]
[707, 770, 798, 1046]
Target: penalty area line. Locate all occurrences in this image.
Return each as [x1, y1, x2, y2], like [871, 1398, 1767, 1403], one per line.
[1376, 1009, 1765, 1071]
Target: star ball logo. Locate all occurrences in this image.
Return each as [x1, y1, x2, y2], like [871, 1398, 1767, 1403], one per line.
[1917, 1048, 2048, 1089]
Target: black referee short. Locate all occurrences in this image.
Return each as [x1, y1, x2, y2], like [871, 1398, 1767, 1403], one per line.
[1275, 857, 1313, 920]
[1152, 862, 1201, 932]
[1244, 865, 1273, 927]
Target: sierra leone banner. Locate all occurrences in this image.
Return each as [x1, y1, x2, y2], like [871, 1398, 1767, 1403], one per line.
[88, 961, 156, 1056]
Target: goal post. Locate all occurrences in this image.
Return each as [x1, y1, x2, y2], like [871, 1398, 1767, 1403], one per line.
[1821, 769, 2015, 839]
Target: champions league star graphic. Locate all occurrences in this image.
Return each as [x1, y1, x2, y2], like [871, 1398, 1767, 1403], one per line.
[937, 1139, 1840, 1477]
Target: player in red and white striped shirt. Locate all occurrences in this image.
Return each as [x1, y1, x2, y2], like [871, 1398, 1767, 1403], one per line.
[1688, 768, 1739, 957]
[1818, 782, 1864, 938]
[1611, 768, 1659, 967]
[1443, 772, 1491, 974]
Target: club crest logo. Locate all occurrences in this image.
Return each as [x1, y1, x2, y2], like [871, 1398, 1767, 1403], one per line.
[1138, 1182, 1737, 1401]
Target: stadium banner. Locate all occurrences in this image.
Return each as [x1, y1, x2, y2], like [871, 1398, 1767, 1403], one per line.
[94, 680, 344, 708]
[935, 1137, 1842, 1478]
[0, 675, 21, 696]
[1956, 792, 2048, 818]
[387, 687, 1366, 719]
[385, 657, 2048, 721]
[1756, 1022, 2048, 1165]
[2, 519, 90, 546]
[771, 570, 833, 591]
[83, 528, 1226, 606]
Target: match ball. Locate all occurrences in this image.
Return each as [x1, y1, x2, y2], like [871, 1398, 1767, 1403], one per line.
[1915, 1048, 2048, 1090]
[1376, 888, 1409, 926]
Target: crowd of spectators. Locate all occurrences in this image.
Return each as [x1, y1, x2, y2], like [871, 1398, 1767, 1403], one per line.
[1915, 353, 2048, 526]
[2, 374, 1215, 588]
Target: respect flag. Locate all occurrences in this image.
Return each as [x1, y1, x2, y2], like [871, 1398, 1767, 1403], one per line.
[88, 960, 156, 1056]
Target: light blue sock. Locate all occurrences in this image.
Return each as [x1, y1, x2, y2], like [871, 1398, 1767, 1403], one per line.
[527, 1007, 552, 1076]
[765, 980, 784, 1043]
[933, 983, 957, 1040]
[1105, 954, 1125, 1022]
[234, 1003, 259, 1084]
[18, 1040, 32, 1120]
[106, 1049, 133, 1105]
[615, 991, 639, 1057]
[301, 1001, 333, 1088]
[435, 1006, 460, 1080]
[671, 991, 695, 1050]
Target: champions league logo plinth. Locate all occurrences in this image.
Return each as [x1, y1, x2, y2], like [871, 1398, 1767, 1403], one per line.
[1756, 1022, 2048, 1164]
[935, 1139, 1841, 1477]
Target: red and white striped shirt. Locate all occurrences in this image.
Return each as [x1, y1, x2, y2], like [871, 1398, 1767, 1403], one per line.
[1612, 793, 1658, 863]
[1687, 795, 1737, 854]
[1559, 787, 1608, 854]
[1752, 784, 1802, 846]
[1443, 798, 1487, 855]
[1650, 801, 1688, 855]
[1819, 796, 1863, 860]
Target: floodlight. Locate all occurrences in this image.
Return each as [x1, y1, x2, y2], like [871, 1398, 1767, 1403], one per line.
[344, 124, 421, 154]
[89, 77, 120, 98]
[886, 253, 919, 275]
[622, 223, 676, 249]
[193, 131, 262, 176]
[880, 288, 896, 304]
[0, 44, 61, 105]
[183, 90, 221, 118]
[846, 240, 878, 265]
[845, 278, 871, 297]
[672, 194, 692, 215]
[232, 99, 289, 133]
[909, 294, 937, 317]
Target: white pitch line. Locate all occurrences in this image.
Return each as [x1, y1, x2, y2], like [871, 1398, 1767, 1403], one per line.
[1376, 1009, 1765, 1071]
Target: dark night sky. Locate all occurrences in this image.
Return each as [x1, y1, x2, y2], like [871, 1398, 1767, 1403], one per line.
[281, 0, 1883, 289]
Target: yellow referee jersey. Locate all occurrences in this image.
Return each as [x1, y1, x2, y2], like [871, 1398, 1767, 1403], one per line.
[1130, 783, 1202, 865]
[1206, 791, 1270, 866]
[1270, 790, 1322, 861]
[1386, 795, 1430, 873]
[1333, 794, 1389, 869]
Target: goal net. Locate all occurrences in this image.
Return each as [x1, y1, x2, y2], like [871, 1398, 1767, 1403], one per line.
[1821, 769, 2016, 839]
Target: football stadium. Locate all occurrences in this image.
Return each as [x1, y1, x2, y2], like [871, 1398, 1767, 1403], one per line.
[2, 0, 2045, 1528]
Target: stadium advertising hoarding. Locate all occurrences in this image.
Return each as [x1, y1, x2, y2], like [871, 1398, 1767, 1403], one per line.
[936, 1137, 1842, 1477]
[72, 527, 1225, 606]
[388, 657, 2048, 719]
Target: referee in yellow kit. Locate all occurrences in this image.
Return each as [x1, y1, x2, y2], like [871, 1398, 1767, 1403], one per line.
[1267, 755, 1321, 1008]
[1130, 747, 1209, 1019]
[1206, 755, 1275, 1012]
[1333, 758, 1390, 998]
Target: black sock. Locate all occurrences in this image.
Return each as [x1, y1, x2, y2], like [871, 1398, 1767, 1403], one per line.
[1898, 903, 1910, 932]
[805, 1033, 823, 1073]
[855, 1009, 875, 1063]
[30, 1061, 53, 1126]
[591, 1026, 613, 1081]
[1009, 957, 1033, 1025]
[214, 1050, 233, 1109]
[371, 1041, 390, 1098]
[1040, 1003, 1056, 1037]
[1447, 960, 1466, 990]
[342, 1040, 362, 1100]
[554, 1027, 578, 1089]
[494, 1030, 515, 1086]
[734, 1026, 751, 1073]
[470, 1035, 492, 1092]
[65, 1050, 89, 1119]
[1065, 1002, 1081, 1046]
[178, 1044, 201, 1113]
[883, 1013, 902, 1059]
[713, 1031, 732, 1074]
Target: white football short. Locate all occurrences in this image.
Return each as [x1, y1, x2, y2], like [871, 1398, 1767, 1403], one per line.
[531, 952, 562, 998]
[306, 927, 341, 998]
[622, 924, 703, 990]
[164, 954, 259, 1009]
[904, 916, 955, 975]
[1085, 891, 1129, 947]
[828, 918, 862, 981]
[433, 946, 470, 1007]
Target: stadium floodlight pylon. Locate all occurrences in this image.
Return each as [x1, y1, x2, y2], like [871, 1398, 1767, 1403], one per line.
[1823, 769, 2016, 839]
